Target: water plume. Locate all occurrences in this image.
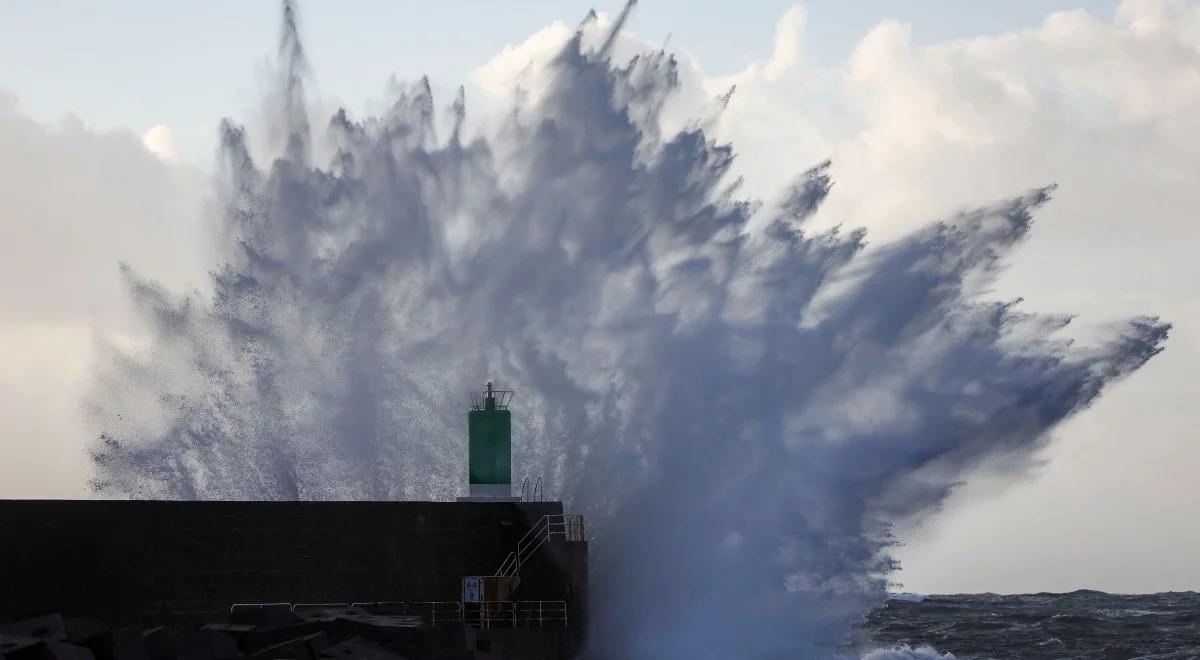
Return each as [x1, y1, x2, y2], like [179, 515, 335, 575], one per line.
[85, 2, 1168, 657]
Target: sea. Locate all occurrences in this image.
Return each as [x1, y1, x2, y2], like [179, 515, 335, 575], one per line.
[867, 591, 1200, 659]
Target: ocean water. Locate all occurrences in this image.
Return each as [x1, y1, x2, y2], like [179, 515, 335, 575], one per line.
[867, 591, 1200, 659]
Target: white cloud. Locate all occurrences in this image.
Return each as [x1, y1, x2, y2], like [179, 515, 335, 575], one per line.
[470, 20, 573, 101]
[0, 91, 208, 498]
[141, 124, 181, 164]
[763, 6, 808, 80]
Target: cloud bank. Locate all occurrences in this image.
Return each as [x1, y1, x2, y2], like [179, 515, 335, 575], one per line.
[0, 91, 206, 497]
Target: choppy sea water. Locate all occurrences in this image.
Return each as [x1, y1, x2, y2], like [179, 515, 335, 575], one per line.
[867, 591, 1200, 659]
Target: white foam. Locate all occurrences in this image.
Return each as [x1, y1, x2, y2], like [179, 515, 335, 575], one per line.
[84, 2, 1170, 656]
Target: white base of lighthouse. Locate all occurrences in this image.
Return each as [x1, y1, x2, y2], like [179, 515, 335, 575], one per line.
[456, 483, 521, 502]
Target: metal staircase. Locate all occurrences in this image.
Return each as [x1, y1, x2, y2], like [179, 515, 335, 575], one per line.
[494, 514, 585, 591]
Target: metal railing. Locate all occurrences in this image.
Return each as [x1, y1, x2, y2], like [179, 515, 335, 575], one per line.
[470, 387, 513, 410]
[333, 600, 567, 628]
[405, 601, 466, 626]
[347, 601, 407, 613]
[519, 476, 546, 502]
[494, 514, 585, 584]
[229, 599, 568, 628]
[343, 601, 464, 625]
[291, 602, 349, 612]
[463, 601, 567, 628]
[229, 602, 292, 614]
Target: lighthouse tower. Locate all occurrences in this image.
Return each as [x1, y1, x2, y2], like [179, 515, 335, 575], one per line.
[459, 381, 521, 501]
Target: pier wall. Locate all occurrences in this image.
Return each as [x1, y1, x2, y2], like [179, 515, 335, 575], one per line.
[0, 500, 580, 622]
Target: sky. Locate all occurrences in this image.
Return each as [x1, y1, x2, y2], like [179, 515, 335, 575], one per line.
[0, 0, 1120, 166]
[1, 0, 1197, 595]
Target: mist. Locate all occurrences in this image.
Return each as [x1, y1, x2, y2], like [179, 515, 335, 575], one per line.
[85, 2, 1168, 657]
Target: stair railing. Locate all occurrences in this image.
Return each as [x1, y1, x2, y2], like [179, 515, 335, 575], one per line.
[494, 514, 585, 586]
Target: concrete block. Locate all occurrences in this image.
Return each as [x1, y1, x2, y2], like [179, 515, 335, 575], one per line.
[197, 625, 254, 654]
[144, 628, 229, 660]
[462, 628, 503, 660]
[195, 630, 237, 659]
[0, 634, 40, 659]
[144, 631, 210, 660]
[294, 632, 328, 660]
[235, 623, 325, 654]
[2, 641, 98, 660]
[426, 624, 470, 654]
[228, 605, 299, 629]
[140, 628, 167, 660]
[245, 637, 307, 660]
[316, 637, 407, 660]
[0, 615, 67, 642]
[334, 614, 425, 648]
[67, 628, 148, 660]
[41, 642, 97, 660]
[111, 631, 149, 660]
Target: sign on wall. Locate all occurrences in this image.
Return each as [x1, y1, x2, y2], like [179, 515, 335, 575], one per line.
[463, 576, 482, 603]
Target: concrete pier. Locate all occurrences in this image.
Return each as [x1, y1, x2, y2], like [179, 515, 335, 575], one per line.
[0, 499, 585, 631]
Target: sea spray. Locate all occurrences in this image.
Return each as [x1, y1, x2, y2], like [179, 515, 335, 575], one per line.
[85, 2, 1168, 657]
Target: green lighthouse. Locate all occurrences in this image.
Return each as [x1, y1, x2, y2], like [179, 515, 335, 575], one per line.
[464, 381, 517, 499]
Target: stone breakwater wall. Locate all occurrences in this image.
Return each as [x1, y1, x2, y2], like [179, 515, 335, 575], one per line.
[0, 500, 579, 622]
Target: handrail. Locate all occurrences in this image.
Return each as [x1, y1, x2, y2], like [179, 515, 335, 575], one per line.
[291, 602, 349, 612]
[496, 551, 518, 578]
[227, 601, 566, 628]
[347, 601, 407, 614]
[518, 476, 548, 502]
[493, 514, 585, 583]
[229, 602, 291, 614]
[462, 600, 567, 628]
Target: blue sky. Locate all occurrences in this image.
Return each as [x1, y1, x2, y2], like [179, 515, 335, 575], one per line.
[1, 1, 1120, 165]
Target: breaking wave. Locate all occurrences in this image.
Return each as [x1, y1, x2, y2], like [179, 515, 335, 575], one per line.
[85, 2, 1168, 657]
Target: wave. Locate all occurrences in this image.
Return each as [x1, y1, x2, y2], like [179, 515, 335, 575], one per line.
[84, 2, 1169, 657]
